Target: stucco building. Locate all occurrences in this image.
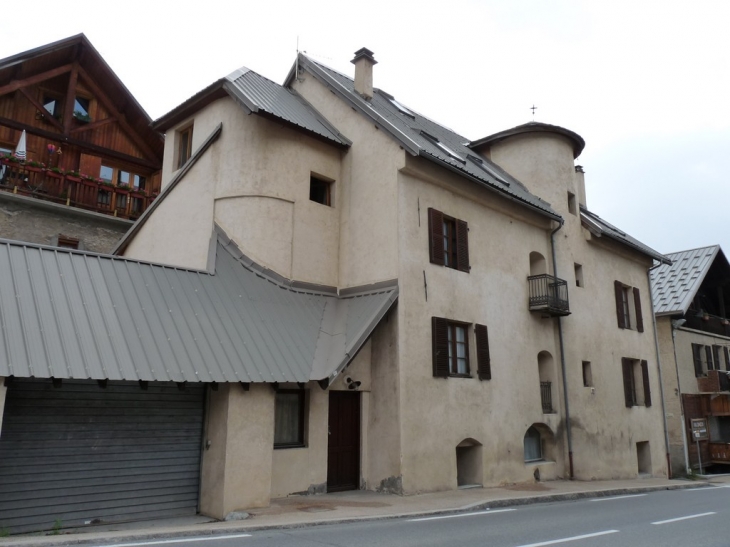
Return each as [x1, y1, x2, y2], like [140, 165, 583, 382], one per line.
[0, 48, 671, 533]
[652, 245, 730, 475]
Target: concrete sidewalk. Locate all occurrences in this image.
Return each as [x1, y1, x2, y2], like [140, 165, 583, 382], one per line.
[3, 476, 726, 547]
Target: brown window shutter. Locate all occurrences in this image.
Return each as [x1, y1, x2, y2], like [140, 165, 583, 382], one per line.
[428, 208, 445, 266]
[692, 344, 704, 377]
[615, 281, 626, 329]
[475, 324, 491, 380]
[705, 345, 714, 371]
[431, 317, 449, 378]
[622, 358, 633, 408]
[713, 346, 722, 371]
[641, 360, 651, 407]
[633, 287, 644, 333]
[724, 346, 730, 371]
[456, 219, 470, 273]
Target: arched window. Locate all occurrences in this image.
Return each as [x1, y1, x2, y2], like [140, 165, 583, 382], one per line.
[524, 426, 542, 462]
[529, 252, 547, 276]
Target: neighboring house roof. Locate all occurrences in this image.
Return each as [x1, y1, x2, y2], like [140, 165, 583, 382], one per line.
[650, 245, 723, 316]
[580, 207, 670, 264]
[152, 67, 350, 147]
[289, 54, 561, 221]
[0, 228, 397, 386]
[0, 34, 163, 161]
[470, 122, 586, 159]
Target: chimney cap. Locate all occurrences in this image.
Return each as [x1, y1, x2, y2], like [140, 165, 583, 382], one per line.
[351, 47, 377, 65]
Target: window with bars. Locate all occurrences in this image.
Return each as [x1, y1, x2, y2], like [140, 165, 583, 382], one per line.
[428, 208, 469, 272]
[431, 318, 491, 379]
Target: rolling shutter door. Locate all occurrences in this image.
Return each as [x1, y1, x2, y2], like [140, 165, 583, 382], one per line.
[0, 379, 205, 534]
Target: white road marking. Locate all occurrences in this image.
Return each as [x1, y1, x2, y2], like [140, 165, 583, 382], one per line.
[590, 494, 647, 502]
[100, 534, 253, 547]
[409, 508, 515, 521]
[652, 511, 716, 525]
[514, 530, 619, 547]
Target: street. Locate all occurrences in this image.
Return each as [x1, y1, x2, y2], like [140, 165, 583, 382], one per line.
[94, 485, 730, 547]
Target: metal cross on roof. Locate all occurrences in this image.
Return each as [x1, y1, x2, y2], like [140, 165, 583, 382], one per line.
[531, 105, 537, 120]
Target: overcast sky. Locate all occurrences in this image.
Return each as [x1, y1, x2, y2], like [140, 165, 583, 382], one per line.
[3, 0, 728, 257]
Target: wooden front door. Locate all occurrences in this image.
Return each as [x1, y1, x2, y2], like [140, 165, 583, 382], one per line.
[327, 391, 361, 492]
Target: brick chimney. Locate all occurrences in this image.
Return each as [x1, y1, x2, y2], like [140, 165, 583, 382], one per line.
[351, 47, 377, 100]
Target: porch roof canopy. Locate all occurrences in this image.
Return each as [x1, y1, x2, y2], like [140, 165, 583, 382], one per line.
[0, 229, 397, 385]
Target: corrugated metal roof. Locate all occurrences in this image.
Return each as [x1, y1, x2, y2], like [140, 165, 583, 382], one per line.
[580, 208, 670, 264]
[224, 68, 350, 147]
[650, 245, 719, 316]
[0, 230, 397, 384]
[296, 55, 560, 220]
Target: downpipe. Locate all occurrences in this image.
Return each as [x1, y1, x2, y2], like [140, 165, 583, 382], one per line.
[550, 220, 573, 479]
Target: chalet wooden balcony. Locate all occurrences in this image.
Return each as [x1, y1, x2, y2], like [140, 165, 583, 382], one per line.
[528, 274, 570, 317]
[684, 310, 730, 337]
[0, 159, 156, 221]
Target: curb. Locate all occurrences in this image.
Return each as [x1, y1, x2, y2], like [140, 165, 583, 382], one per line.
[1, 482, 710, 547]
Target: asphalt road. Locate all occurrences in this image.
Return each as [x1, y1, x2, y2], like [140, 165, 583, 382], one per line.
[97, 485, 730, 547]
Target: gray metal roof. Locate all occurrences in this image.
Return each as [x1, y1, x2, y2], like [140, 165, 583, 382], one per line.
[152, 67, 349, 147]
[650, 245, 719, 316]
[224, 68, 350, 146]
[293, 55, 561, 221]
[470, 122, 586, 159]
[0, 230, 397, 384]
[580, 208, 670, 264]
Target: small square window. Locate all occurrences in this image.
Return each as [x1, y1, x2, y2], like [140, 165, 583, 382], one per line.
[57, 235, 79, 249]
[567, 192, 577, 215]
[309, 175, 333, 206]
[574, 263, 583, 287]
[274, 390, 305, 448]
[582, 361, 592, 387]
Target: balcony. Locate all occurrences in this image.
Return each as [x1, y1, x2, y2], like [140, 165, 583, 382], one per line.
[540, 381, 554, 414]
[528, 274, 570, 317]
[0, 159, 156, 221]
[684, 310, 730, 337]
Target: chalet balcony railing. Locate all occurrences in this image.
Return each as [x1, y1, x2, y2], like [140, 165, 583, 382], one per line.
[540, 381, 553, 413]
[684, 309, 730, 337]
[528, 274, 570, 316]
[0, 159, 155, 221]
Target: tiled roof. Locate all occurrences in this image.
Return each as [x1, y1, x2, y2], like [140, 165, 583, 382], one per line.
[295, 55, 561, 220]
[580, 208, 670, 264]
[0, 228, 397, 385]
[650, 245, 719, 316]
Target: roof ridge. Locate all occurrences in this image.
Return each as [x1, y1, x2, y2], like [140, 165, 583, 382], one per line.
[664, 244, 720, 257]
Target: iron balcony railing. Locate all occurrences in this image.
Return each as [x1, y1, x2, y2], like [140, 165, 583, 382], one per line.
[540, 381, 553, 414]
[528, 274, 570, 316]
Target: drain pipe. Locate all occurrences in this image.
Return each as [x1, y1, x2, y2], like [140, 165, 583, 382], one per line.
[550, 219, 573, 479]
[671, 318, 691, 475]
[647, 265, 673, 478]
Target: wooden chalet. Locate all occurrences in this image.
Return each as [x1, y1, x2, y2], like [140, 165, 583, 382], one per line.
[0, 35, 162, 221]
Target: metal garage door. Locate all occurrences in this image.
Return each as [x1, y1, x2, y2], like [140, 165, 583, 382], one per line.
[0, 379, 205, 534]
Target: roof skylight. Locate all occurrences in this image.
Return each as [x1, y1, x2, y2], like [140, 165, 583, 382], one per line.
[420, 131, 465, 163]
[467, 155, 510, 186]
[388, 97, 416, 118]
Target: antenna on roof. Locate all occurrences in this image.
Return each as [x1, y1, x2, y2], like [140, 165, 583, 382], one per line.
[531, 104, 537, 120]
